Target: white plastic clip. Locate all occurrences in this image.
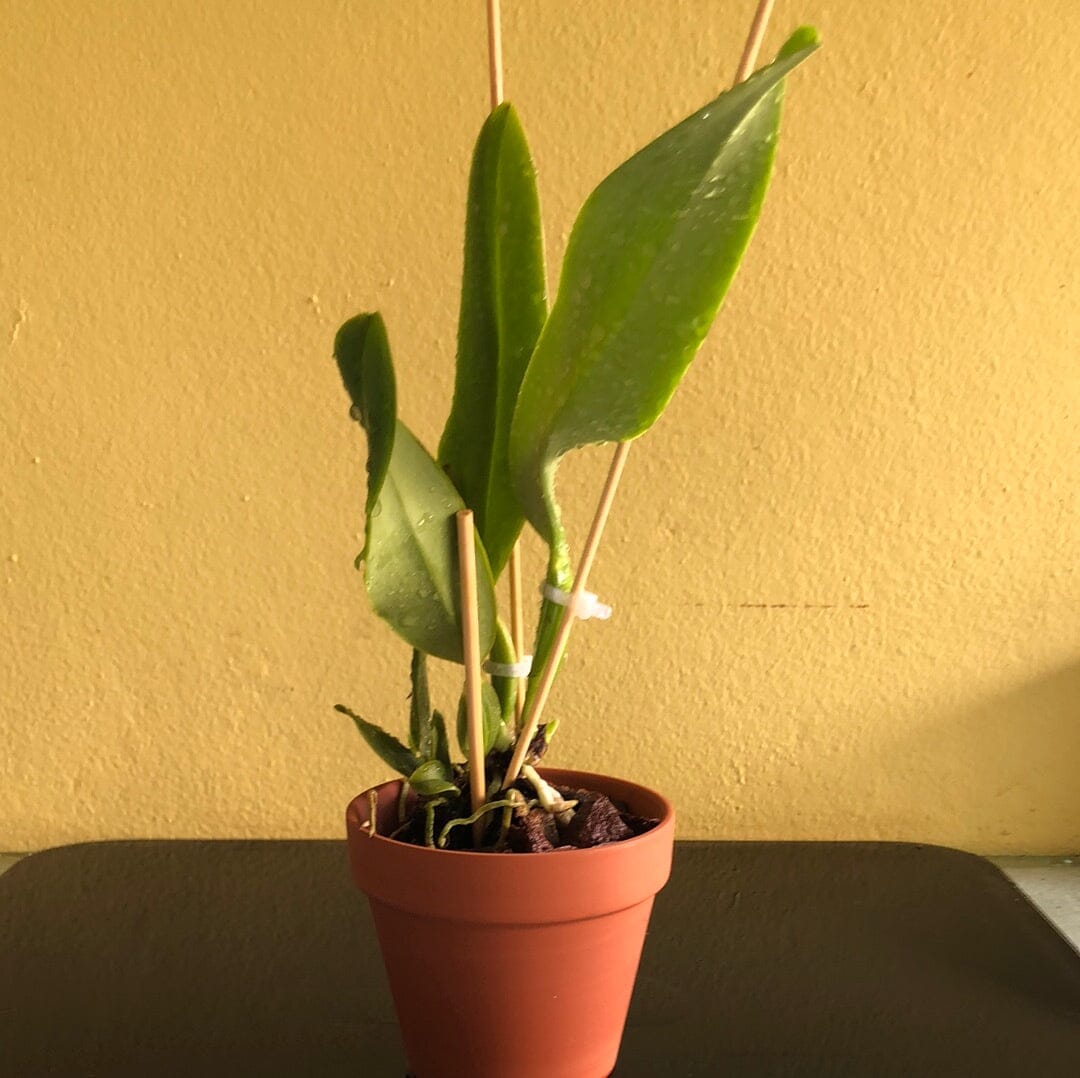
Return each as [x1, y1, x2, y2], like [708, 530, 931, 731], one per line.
[542, 583, 612, 621]
[483, 656, 533, 678]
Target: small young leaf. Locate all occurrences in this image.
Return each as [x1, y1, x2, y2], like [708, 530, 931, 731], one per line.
[509, 32, 819, 559]
[438, 103, 548, 578]
[408, 759, 460, 797]
[408, 649, 431, 755]
[335, 704, 420, 777]
[456, 682, 507, 759]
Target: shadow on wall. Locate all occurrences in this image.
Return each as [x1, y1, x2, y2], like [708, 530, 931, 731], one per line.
[908, 659, 1080, 853]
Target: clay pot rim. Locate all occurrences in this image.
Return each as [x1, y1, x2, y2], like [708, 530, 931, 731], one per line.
[347, 765, 674, 860]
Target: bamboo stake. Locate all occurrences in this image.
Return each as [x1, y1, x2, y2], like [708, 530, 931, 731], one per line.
[485, 0, 529, 728]
[502, 0, 776, 789]
[456, 511, 488, 843]
[733, 0, 775, 84]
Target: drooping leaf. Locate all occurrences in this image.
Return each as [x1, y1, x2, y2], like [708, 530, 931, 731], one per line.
[333, 314, 395, 547]
[509, 30, 819, 563]
[335, 704, 420, 777]
[407, 759, 460, 797]
[335, 312, 498, 661]
[438, 103, 548, 578]
[408, 649, 431, 755]
[456, 682, 508, 759]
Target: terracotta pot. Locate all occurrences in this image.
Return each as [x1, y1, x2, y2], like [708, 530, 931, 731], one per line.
[346, 767, 675, 1078]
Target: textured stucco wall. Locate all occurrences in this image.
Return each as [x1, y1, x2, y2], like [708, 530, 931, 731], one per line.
[2, 1, 1077, 853]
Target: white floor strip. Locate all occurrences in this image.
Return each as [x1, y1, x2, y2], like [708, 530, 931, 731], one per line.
[994, 856, 1080, 952]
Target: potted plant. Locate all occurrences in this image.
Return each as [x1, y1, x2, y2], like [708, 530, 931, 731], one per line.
[334, 5, 817, 1076]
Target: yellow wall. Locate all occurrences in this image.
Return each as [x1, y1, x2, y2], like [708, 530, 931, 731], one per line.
[2, 1, 1077, 854]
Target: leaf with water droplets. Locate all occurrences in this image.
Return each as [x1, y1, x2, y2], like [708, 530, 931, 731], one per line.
[365, 421, 496, 662]
[509, 30, 818, 560]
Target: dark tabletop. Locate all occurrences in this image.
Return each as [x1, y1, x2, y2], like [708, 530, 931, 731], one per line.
[1, 840, 1078, 1076]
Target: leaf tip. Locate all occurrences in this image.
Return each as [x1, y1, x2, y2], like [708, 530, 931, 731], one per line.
[778, 25, 820, 60]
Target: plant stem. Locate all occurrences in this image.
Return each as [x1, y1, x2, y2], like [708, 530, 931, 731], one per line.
[509, 544, 526, 728]
[502, 443, 631, 787]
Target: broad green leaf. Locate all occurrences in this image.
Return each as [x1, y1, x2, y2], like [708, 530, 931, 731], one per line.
[335, 704, 420, 777]
[408, 759, 460, 797]
[334, 313, 395, 546]
[438, 103, 548, 578]
[456, 682, 507, 759]
[365, 420, 497, 661]
[509, 30, 819, 562]
[408, 649, 431, 755]
[335, 311, 498, 661]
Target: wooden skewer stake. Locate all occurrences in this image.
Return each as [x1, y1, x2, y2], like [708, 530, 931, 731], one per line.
[733, 0, 775, 84]
[502, 0, 776, 789]
[456, 511, 488, 842]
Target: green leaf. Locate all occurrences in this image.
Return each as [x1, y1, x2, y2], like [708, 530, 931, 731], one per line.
[408, 649, 431, 755]
[407, 759, 460, 797]
[336, 313, 498, 662]
[365, 421, 497, 661]
[335, 704, 420, 777]
[431, 709, 452, 770]
[456, 682, 507, 759]
[508, 31, 819, 558]
[334, 313, 395, 546]
[438, 103, 548, 578]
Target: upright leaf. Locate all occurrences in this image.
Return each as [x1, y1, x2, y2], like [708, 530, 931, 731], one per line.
[408, 649, 431, 755]
[438, 103, 548, 578]
[431, 710, 452, 770]
[335, 313, 497, 662]
[509, 31, 819, 563]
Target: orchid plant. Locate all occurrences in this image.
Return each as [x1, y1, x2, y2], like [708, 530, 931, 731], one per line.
[334, 26, 818, 847]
